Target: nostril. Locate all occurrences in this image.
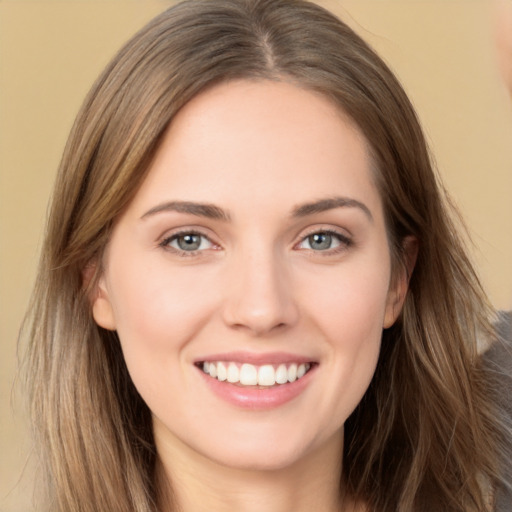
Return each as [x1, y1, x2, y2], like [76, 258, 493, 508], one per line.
[222, 290, 299, 335]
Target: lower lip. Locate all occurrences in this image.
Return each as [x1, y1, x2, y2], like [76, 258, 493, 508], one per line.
[197, 366, 316, 410]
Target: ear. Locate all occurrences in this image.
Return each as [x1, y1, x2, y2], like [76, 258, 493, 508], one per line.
[383, 236, 418, 329]
[83, 262, 117, 331]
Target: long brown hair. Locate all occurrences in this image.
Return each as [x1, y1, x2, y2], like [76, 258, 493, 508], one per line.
[20, 0, 508, 510]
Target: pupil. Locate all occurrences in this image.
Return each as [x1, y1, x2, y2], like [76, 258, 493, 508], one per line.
[178, 234, 200, 250]
[310, 233, 331, 250]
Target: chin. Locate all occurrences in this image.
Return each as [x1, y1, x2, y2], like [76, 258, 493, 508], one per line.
[188, 424, 340, 474]
[206, 444, 313, 472]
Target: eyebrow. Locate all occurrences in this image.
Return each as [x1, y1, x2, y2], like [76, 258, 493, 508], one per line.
[141, 201, 231, 221]
[291, 197, 373, 222]
[141, 196, 372, 223]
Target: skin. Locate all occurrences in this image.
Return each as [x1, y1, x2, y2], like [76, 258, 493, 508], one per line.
[92, 80, 412, 512]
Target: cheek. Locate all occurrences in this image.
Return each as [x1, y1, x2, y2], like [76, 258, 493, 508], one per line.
[106, 266, 225, 427]
[105, 256, 221, 389]
[300, 257, 390, 416]
[304, 254, 391, 339]
[109, 254, 216, 337]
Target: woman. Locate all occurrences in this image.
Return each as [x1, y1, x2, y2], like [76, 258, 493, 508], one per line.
[20, 0, 511, 511]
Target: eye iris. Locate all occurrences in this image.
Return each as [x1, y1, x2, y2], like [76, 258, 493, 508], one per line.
[177, 234, 201, 251]
[309, 232, 332, 250]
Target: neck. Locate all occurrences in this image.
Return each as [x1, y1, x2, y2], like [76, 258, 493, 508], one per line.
[155, 427, 348, 512]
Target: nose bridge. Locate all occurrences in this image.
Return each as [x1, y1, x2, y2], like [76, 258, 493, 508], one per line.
[222, 242, 298, 335]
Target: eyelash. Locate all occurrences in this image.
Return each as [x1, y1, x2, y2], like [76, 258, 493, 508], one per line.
[295, 228, 353, 256]
[159, 230, 218, 257]
[159, 228, 353, 257]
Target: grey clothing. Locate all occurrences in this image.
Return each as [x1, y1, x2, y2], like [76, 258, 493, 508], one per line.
[482, 311, 512, 511]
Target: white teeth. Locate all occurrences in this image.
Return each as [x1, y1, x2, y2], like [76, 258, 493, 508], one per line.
[288, 363, 297, 382]
[275, 364, 288, 384]
[217, 362, 227, 381]
[239, 364, 258, 385]
[201, 361, 312, 386]
[258, 365, 276, 386]
[227, 362, 239, 383]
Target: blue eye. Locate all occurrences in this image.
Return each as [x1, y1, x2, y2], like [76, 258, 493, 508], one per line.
[298, 231, 350, 251]
[307, 232, 335, 250]
[162, 232, 214, 252]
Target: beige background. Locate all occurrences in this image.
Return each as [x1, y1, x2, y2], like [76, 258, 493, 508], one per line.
[1, 1, 511, 510]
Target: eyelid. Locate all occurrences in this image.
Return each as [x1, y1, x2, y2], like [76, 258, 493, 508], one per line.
[158, 228, 221, 256]
[294, 226, 353, 253]
[156, 225, 353, 256]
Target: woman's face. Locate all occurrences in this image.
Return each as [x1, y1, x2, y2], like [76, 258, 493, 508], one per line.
[92, 80, 408, 472]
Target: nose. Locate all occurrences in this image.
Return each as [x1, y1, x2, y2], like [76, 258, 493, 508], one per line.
[221, 249, 299, 336]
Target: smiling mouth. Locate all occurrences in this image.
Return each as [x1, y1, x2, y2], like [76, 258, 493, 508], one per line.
[196, 361, 314, 387]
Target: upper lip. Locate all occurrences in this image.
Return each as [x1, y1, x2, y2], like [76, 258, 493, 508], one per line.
[195, 351, 317, 365]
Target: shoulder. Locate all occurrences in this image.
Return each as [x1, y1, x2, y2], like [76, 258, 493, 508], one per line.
[483, 311, 512, 376]
[482, 311, 512, 512]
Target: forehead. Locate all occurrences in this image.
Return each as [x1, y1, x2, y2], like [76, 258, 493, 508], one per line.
[128, 79, 382, 221]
